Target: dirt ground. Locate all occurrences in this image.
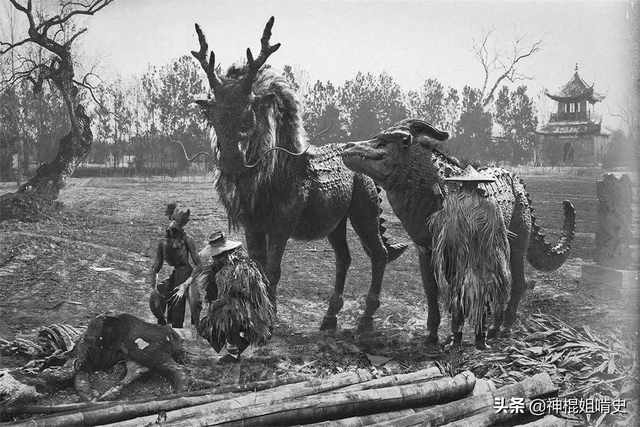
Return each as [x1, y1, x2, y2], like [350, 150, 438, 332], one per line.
[0, 174, 638, 422]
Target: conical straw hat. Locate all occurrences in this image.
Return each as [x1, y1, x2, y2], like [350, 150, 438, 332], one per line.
[444, 165, 496, 183]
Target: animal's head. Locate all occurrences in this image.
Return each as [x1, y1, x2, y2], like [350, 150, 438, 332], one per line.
[341, 118, 450, 189]
[192, 17, 281, 175]
[165, 203, 190, 240]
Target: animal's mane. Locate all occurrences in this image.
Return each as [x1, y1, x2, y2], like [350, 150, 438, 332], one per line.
[212, 66, 309, 230]
[249, 69, 308, 157]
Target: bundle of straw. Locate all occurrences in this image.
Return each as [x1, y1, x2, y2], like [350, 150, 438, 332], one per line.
[198, 247, 275, 349]
[428, 186, 511, 332]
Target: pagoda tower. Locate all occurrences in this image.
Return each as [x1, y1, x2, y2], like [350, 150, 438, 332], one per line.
[536, 65, 609, 165]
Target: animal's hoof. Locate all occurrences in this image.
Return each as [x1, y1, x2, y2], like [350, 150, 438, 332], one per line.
[425, 334, 439, 349]
[320, 316, 338, 331]
[356, 317, 374, 334]
[500, 328, 512, 338]
[447, 342, 463, 352]
[475, 339, 489, 350]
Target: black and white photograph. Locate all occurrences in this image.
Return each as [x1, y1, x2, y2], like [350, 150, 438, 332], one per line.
[0, 1, 638, 425]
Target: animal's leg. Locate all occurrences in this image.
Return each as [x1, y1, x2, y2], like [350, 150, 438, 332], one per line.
[502, 252, 527, 336]
[245, 231, 267, 271]
[475, 312, 488, 349]
[349, 215, 388, 334]
[264, 231, 292, 316]
[320, 218, 351, 331]
[74, 371, 97, 402]
[451, 309, 464, 350]
[487, 304, 504, 339]
[155, 357, 190, 393]
[99, 360, 150, 401]
[419, 249, 440, 347]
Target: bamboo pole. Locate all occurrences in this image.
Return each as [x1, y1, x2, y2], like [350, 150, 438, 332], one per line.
[518, 415, 575, 427]
[1, 392, 240, 427]
[335, 367, 442, 393]
[439, 399, 535, 427]
[306, 409, 419, 427]
[1, 374, 308, 419]
[374, 372, 557, 427]
[97, 369, 374, 427]
[304, 408, 417, 427]
[160, 371, 476, 426]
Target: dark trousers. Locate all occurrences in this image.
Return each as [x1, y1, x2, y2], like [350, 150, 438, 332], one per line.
[151, 266, 193, 328]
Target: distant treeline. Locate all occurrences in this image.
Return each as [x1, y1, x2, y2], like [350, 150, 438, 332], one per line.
[0, 56, 632, 182]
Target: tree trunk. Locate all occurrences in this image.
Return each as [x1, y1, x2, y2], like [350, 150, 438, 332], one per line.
[0, 103, 92, 222]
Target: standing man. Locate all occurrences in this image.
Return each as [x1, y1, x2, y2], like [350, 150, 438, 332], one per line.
[149, 203, 203, 331]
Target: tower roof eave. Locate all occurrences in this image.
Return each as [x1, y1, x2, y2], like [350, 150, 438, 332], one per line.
[546, 70, 605, 103]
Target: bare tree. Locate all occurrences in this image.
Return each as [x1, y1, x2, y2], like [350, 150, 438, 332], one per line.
[0, 0, 114, 222]
[472, 25, 543, 108]
[609, 97, 638, 142]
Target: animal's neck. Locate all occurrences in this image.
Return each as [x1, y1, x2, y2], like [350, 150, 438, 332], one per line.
[384, 147, 459, 246]
[214, 77, 309, 229]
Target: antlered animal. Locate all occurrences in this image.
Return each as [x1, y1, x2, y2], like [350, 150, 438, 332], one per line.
[191, 17, 407, 332]
[341, 119, 575, 346]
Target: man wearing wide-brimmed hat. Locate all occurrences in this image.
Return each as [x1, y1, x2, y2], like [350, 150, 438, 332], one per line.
[198, 230, 243, 261]
[195, 230, 274, 363]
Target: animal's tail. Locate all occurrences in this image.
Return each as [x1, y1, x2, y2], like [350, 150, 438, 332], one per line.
[526, 199, 575, 272]
[429, 189, 511, 332]
[376, 185, 409, 262]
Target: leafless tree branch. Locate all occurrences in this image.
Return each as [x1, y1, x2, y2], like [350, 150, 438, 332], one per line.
[1, 0, 114, 135]
[37, 0, 113, 37]
[608, 100, 638, 137]
[473, 25, 544, 108]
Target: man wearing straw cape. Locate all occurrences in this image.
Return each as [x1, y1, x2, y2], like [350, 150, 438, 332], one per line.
[177, 231, 275, 363]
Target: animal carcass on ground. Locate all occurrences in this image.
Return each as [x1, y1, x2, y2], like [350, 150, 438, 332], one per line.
[341, 118, 575, 348]
[189, 17, 407, 333]
[74, 313, 188, 401]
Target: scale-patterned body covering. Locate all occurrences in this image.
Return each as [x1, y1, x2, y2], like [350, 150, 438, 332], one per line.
[436, 165, 574, 271]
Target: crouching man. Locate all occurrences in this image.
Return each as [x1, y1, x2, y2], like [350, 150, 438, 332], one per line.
[196, 231, 275, 363]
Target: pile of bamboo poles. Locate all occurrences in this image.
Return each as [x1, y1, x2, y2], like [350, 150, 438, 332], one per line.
[1, 366, 570, 426]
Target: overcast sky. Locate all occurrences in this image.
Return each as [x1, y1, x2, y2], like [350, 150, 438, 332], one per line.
[5, 0, 639, 131]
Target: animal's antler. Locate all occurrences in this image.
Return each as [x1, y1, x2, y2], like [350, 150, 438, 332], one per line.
[191, 24, 222, 92]
[242, 16, 281, 93]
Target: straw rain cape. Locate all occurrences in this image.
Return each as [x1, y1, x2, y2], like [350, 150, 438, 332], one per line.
[197, 248, 275, 349]
[428, 188, 512, 333]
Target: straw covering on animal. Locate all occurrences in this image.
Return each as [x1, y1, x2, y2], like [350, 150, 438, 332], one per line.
[428, 186, 512, 333]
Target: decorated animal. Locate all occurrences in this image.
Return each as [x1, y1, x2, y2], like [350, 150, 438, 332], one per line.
[341, 118, 575, 346]
[190, 17, 407, 332]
